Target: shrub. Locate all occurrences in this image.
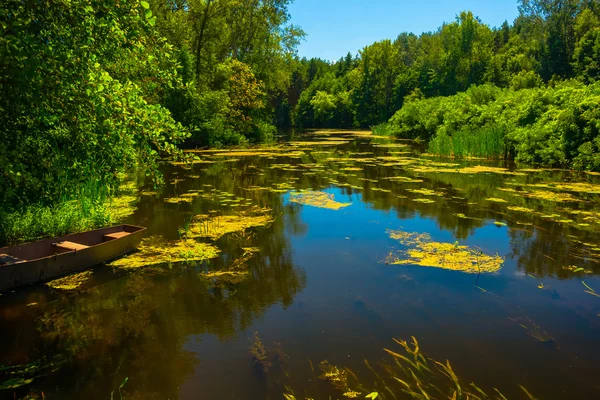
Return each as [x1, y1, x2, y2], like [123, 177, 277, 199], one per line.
[388, 81, 600, 169]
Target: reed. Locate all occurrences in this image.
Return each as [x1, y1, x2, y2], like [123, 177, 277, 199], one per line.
[371, 122, 396, 137]
[284, 336, 536, 400]
[428, 125, 508, 159]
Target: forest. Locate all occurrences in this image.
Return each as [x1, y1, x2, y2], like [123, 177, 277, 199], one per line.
[1, 0, 599, 242]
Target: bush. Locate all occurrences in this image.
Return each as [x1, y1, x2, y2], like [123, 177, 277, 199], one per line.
[0, 0, 188, 209]
[254, 121, 277, 143]
[371, 122, 396, 136]
[388, 81, 600, 169]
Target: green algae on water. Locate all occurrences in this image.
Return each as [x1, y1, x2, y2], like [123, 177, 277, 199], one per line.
[387, 230, 503, 274]
[110, 236, 220, 269]
[289, 190, 351, 210]
[412, 198, 436, 204]
[188, 207, 274, 240]
[46, 271, 93, 291]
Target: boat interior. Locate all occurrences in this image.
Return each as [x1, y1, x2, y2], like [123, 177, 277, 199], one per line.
[0, 225, 143, 265]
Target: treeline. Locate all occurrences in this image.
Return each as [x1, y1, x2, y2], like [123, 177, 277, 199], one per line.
[0, 0, 304, 242]
[288, 0, 600, 169]
[0, 0, 303, 210]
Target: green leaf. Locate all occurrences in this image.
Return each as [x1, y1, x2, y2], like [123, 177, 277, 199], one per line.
[366, 393, 379, 399]
[97, 84, 104, 92]
[145, 10, 152, 19]
[140, 1, 150, 9]
[119, 377, 128, 389]
[148, 16, 157, 26]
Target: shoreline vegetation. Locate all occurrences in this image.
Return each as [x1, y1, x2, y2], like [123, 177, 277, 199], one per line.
[2, 0, 599, 245]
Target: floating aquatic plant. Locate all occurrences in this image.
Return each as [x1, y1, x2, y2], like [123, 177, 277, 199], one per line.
[163, 196, 194, 204]
[387, 230, 503, 274]
[188, 207, 274, 240]
[407, 188, 444, 196]
[388, 230, 432, 246]
[211, 150, 305, 158]
[110, 236, 220, 269]
[289, 191, 351, 210]
[527, 182, 600, 194]
[507, 206, 536, 213]
[387, 176, 424, 183]
[46, 271, 93, 291]
[412, 198, 436, 204]
[199, 248, 256, 285]
[523, 190, 580, 202]
[288, 140, 350, 146]
[106, 194, 138, 222]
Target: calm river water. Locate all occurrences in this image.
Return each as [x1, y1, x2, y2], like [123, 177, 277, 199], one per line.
[2, 130, 600, 399]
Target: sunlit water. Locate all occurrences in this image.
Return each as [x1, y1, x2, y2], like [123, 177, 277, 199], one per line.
[2, 130, 600, 399]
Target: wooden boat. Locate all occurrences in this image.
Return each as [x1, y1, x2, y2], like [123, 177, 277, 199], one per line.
[0, 225, 146, 291]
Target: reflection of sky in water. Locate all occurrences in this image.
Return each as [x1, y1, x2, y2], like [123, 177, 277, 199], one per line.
[1, 134, 600, 399]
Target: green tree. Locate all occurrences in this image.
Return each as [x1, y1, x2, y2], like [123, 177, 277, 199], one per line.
[0, 0, 188, 207]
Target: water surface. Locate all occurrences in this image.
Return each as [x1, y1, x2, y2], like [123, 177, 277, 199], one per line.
[2, 130, 600, 399]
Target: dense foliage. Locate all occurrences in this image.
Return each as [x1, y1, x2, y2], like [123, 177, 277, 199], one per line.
[1, 0, 192, 207]
[0, 0, 302, 242]
[2, 0, 600, 242]
[286, 1, 600, 170]
[388, 81, 600, 168]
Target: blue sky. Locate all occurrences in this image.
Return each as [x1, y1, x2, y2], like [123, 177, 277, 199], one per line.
[288, 0, 520, 61]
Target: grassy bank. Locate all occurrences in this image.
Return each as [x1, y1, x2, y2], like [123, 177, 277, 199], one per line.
[0, 200, 110, 246]
[0, 179, 139, 247]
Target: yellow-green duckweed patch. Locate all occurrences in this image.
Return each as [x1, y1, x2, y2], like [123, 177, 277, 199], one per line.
[407, 188, 444, 196]
[507, 206, 536, 213]
[527, 182, 600, 194]
[412, 198, 436, 204]
[288, 140, 350, 146]
[524, 190, 581, 202]
[387, 176, 424, 183]
[110, 236, 220, 269]
[164, 196, 194, 204]
[289, 190, 351, 210]
[106, 194, 138, 221]
[387, 230, 503, 274]
[188, 208, 274, 240]
[46, 271, 93, 291]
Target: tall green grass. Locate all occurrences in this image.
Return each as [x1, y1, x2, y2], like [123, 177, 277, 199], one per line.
[0, 178, 114, 246]
[428, 125, 508, 159]
[371, 122, 396, 136]
[0, 199, 110, 246]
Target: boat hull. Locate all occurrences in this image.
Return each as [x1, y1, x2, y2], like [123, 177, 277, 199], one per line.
[0, 225, 146, 291]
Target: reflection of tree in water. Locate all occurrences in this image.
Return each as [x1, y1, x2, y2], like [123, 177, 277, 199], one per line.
[508, 225, 600, 278]
[192, 141, 600, 280]
[28, 192, 306, 398]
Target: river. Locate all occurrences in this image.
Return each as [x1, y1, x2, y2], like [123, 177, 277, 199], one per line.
[1, 130, 600, 399]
